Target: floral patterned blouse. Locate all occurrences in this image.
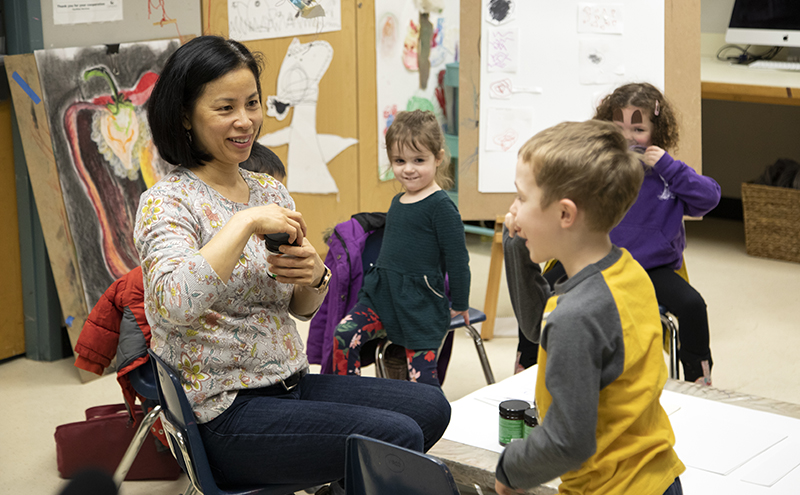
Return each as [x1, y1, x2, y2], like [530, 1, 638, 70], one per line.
[134, 167, 309, 423]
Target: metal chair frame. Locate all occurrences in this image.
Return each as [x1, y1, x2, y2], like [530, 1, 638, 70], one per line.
[374, 308, 496, 385]
[148, 349, 314, 495]
[661, 309, 680, 380]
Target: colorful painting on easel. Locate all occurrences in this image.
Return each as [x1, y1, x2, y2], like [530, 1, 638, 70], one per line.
[375, 0, 459, 181]
[34, 40, 177, 308]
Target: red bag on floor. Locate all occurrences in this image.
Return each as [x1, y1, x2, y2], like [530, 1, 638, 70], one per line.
[54, 403, 182, 480]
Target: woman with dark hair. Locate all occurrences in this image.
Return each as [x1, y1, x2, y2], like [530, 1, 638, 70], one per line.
[136, 36, 450, 494]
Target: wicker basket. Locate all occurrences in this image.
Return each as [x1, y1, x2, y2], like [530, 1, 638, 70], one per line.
[741, 182, 800, 263]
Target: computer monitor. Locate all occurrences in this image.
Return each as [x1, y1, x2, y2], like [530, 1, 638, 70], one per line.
[725, 0, 800, 48]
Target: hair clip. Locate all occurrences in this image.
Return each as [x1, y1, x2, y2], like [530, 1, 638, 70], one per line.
[654, 100, 660, 117]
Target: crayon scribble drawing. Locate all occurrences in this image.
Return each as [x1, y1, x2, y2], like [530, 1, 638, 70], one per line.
[577, 3, 624, 35]
[485, 106, 532, 154]
[259, 38, 357, 194]
[487, 28, 518, 73]
[486, 0, 515, 26]
[228, 0, 342, 41]
[34, 40, 176, 308]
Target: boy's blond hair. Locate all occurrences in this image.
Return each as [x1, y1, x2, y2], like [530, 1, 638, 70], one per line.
[519, 120, 643, 232]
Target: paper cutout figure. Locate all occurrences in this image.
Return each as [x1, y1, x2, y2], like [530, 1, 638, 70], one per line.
[403, 19, 420, 70]
[578, 3, 624, 34]
[487, 28, 518, 73]
[378, 13, 400, 58]
[260, 38, 357, 194]
[486, 0, 515, 26]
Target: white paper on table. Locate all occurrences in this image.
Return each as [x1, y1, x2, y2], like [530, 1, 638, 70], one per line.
[53, 0, 123, 25]
[739, 437, 800, 487]
[485, 106, 533, 153]
[659, 394, 682, 416]
[577, 3, 624, 34]
[578, 40, 624, 85]
[443, 366, 538, 454]
[669, 397, 789, 476]
[487, 28, 519, 73]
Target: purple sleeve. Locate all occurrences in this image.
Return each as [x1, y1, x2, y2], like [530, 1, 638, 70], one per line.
[654, 152, 721, 217]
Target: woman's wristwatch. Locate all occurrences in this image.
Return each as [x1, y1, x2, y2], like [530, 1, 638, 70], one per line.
[311, 265, 332, 293]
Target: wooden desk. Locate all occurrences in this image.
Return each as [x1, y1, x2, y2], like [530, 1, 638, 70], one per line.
[429, 379, 800, 494]
[701, 55, 800, 106]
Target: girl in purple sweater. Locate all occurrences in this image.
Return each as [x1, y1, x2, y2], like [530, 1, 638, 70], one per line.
[596, 82, 721, 385]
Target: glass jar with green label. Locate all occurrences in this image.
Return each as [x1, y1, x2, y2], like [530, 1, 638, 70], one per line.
[499, 400, 529, 446]
[523, 406, 539, 439]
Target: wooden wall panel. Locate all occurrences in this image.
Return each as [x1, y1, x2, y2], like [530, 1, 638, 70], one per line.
[0, 100, 26, 360]
[4, 56, 88, 356]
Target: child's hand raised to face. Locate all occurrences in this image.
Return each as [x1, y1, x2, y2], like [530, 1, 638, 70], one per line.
[643, 146, 666, 168]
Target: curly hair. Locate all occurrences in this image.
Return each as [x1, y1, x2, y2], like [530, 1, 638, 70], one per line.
[594, 82, 680, 152]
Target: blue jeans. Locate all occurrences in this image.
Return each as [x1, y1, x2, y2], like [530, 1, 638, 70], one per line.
[198, 373, 451, 488]
[663, 477, 683, 495]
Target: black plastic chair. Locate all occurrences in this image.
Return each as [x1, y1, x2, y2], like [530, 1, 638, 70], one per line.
[147, 349, 314, 495]
[344, 435, 459, 495]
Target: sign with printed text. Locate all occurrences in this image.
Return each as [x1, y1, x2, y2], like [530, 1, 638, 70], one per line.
[53, 0, 123, 25]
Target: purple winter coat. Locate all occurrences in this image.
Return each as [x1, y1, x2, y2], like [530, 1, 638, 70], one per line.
[307, 214, 384, 374]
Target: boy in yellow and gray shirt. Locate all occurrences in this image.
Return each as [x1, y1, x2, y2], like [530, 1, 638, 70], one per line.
[496, 120, 685, 495]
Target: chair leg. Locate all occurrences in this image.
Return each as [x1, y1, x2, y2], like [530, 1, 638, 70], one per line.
[375, 339, 391, 379]
[463, 323, 496, 385]
[112, 404, 162, 486]
[182, 480, 201, 495]
[661, 313, 680, 381]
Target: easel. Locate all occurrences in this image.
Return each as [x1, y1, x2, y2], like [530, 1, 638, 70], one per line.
[479, 215, 506, 340]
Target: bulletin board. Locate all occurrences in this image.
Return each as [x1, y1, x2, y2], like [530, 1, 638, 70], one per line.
[457, 0, 702, 220]
[203, 1, 362, 254]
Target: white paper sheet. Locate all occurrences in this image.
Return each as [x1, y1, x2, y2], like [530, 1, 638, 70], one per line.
[739, 438, 800, 487]
[487, 28, 519, 73]
[489, 78, 543, 99]
[485, 106, 532, 153]
[228, 0, 342, 42]
[577, 3, 624, 34]
[668, 394, 789, 476]
[53, 0, 123, 25]
[578, 40, 624, 85]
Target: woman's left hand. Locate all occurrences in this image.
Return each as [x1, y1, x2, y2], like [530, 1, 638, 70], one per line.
[643, 145, 666, 167]
[267, 238, 325, 286]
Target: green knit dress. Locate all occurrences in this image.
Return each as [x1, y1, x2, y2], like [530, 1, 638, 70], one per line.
[359, 190, 471, 349]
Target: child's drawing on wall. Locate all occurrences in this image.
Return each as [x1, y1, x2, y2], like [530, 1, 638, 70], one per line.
[259, 38, 357, 195]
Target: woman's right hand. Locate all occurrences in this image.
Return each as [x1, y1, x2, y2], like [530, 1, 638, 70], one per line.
[242, 204, 307, 246]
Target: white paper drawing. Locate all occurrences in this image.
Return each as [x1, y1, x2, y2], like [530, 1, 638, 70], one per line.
[259, 38, 357, 194]
[579, 40, 624, 85]
[577, 3, 624, 34]
[486, 107, 532, 153]
[487, 28, 518, 73]
[485, 0, 515, 26]
[489, 78, 543, 99]
[228, 0, 342, 41]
